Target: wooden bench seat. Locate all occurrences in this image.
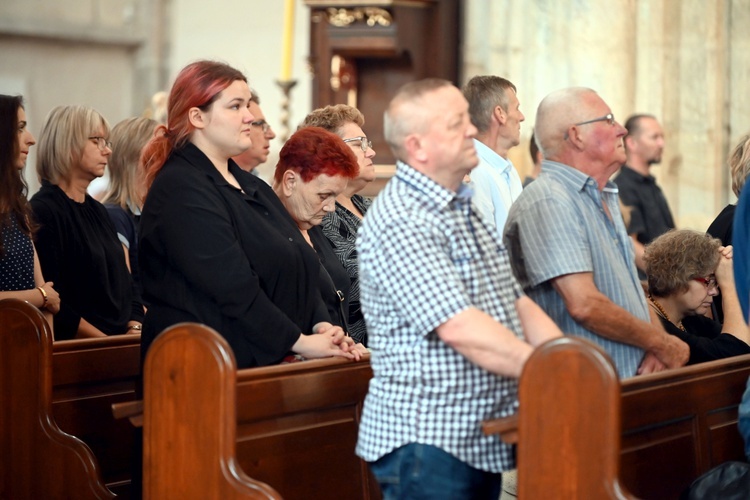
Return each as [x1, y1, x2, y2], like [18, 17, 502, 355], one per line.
[53, 333, 141, 497]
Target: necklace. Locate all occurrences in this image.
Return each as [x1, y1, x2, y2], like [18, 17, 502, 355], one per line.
[648, 294, 686, 332]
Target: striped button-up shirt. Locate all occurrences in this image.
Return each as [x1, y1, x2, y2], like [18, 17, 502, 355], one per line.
[504, 160, 647, 378]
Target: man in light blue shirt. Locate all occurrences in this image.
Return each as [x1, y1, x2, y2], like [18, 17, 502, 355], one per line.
[463, 76, 525, 236]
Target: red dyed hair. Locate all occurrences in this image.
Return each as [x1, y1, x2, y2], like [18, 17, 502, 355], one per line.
[142, 60, 247, 188]
[274, 127, 358, 185]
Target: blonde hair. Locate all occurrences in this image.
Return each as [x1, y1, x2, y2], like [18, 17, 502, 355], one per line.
[729, 134, 750, 197]
[102, 117, 157, 209]
[300, 104, 364, 136]
[37, 105, 110, 184]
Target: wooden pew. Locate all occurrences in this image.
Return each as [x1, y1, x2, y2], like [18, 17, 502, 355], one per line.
[0, 298, 114, 499]
[143, 323, 282, 499]
[120, 322, 380, 500]
[482, 337, 750, 499]
[52, 333, 141, 497]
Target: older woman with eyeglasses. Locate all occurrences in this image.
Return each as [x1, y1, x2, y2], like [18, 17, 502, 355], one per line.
[300, 105, 376, 345]
[644, 229, 750, 364]
[30, 105, 144, 340]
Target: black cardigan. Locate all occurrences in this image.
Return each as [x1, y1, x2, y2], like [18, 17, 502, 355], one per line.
[139, 143, 330, 368]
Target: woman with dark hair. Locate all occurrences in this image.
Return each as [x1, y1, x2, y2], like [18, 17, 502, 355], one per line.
[272, 126, 359, 335]
[139, 60, 359, 367]
[30, 105, 144, 340]
[301, 105, 376, 345]
[0, 95, 60, 317]
[645, 229, 750, 364]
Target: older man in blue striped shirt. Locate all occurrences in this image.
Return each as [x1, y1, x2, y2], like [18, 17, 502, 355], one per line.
[504, 87, 688, 378]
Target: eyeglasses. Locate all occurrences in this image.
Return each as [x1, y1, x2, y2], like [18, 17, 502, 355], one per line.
[564, 113, 616, 140]
[250, 120, 271, 134]
[693, 275, 719, 290]
[343, 136, 373, 153]
[88, 136, 112, 151]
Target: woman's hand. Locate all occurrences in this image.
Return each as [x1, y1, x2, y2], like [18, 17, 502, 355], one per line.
[39, 282, 61, 314]
[292, 327, 362, 361]
[715, 245, 735, 287]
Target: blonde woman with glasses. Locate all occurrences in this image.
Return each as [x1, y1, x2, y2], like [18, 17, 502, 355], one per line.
[30, 105, 144, 340]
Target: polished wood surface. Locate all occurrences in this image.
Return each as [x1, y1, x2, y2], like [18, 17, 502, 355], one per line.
[125, 324, 379, 499]
[0, 299, 114, 499]
[483, 339, 750, 499]
[53, 334, 141, 497]
[143, 323, 281, 499]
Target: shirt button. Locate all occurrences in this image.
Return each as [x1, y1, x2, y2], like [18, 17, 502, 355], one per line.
[264, 211, 269, 216]
[288, 237, 293, 242]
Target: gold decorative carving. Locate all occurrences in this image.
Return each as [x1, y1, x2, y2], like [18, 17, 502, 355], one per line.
[325, 7, 392, 27]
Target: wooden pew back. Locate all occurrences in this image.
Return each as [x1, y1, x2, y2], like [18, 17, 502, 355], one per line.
[53, 334, 141, 496]
[143, 323, 281, 499]
[483, 337, 750, 499]
[515, 337, 634, 499]
[0, 299, 114, 499]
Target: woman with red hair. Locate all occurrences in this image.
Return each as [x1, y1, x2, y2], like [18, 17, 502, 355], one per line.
[138, 61, 359, 367]
[272, 127, 358, 333]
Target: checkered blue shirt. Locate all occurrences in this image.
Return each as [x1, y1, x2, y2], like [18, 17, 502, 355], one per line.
[504, 160, 647, 378]
[356, 161, 524, 473]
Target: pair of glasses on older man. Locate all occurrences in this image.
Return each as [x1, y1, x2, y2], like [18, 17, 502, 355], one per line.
[343, 136, 373, 153]
[563, 113, 616, 140]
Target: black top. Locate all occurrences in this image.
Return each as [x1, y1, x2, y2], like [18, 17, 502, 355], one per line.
[706, 204, 736, 323]
[659, 314, 750, 364]
[105, 203, 142, 297]
[0, 215, 34, 291]
[30, 181, 144, 340]
[138, 143, 330, 368]
[320, 194, 372, 344]
[707, 204, 735, 246]
[615, 165, 675, 244]
[309, 225, 350, 332]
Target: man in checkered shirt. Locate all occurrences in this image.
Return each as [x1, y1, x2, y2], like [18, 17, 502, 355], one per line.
[355, 78, 563, 499]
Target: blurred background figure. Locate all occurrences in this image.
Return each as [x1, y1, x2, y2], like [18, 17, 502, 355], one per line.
[523, 132, 543, 187]
[101, 116, 158, 295]
[233, 90, 276, 174]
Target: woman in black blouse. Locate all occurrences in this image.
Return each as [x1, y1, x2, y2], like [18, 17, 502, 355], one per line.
[138, 61, 359, 368]
[645, 229, 750, 364]
[300, 105, 377, 344]
[31, 105, 144, 340]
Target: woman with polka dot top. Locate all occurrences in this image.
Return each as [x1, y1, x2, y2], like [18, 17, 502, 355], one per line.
[0, 95, 60, 322]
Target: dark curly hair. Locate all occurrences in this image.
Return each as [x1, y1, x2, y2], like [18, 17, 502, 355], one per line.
[644, 229, 721, 297]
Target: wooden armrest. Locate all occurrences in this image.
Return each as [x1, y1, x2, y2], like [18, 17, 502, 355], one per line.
[112, 400, 143, 427]
[481, 414, 518, 444]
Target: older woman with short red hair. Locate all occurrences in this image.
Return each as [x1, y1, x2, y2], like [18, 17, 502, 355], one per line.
[273, 126, 359, 334]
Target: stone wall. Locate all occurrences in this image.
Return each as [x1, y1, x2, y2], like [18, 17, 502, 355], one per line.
[464, 0, 750, 230]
